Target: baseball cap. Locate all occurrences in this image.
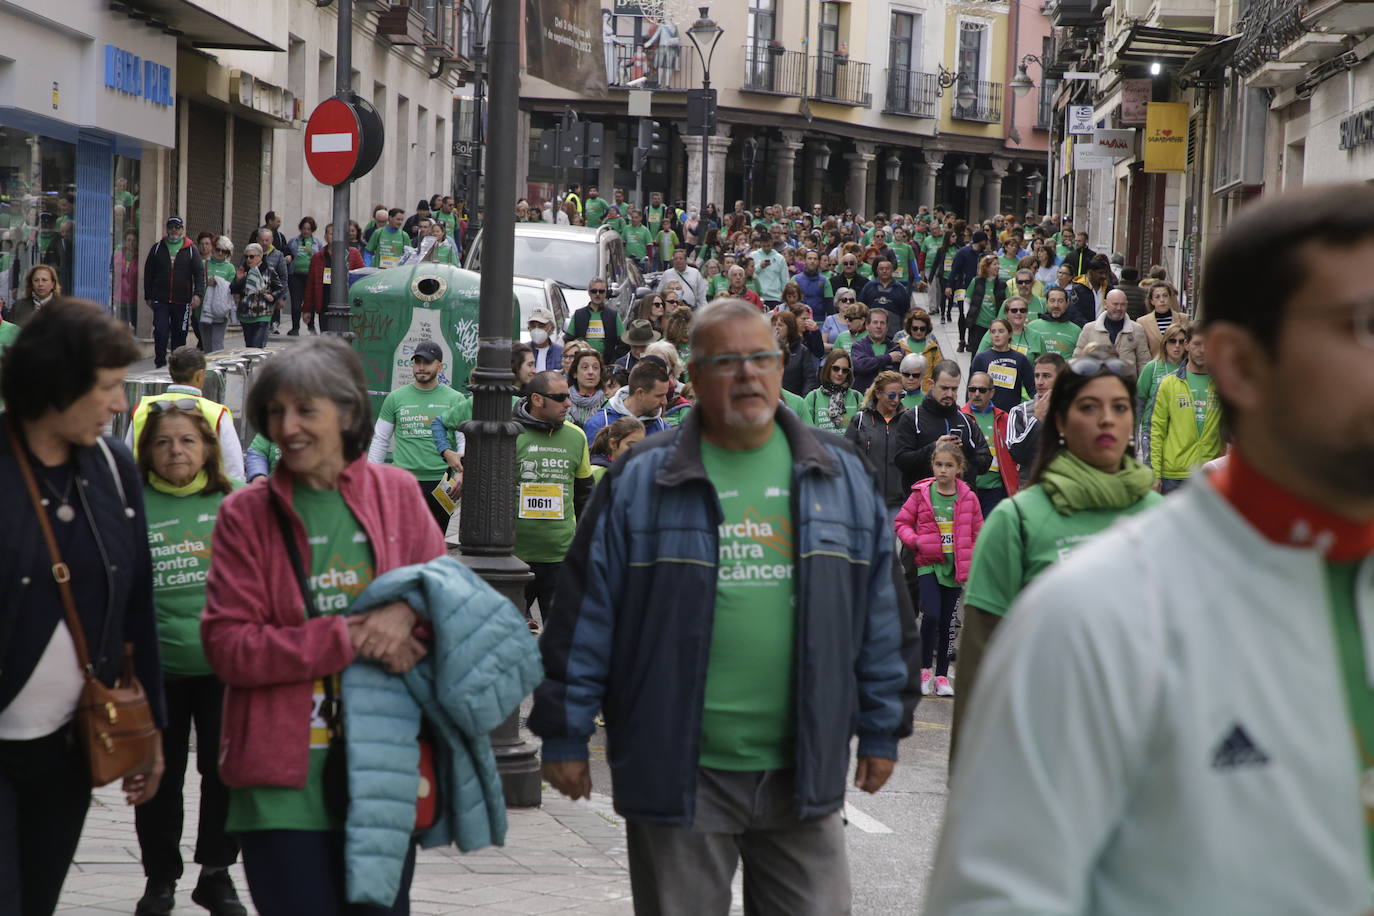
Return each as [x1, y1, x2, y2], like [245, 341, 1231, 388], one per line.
[971, 230, 988, 244]
[165, 215, 184, 228]
[412, 340, 443, 362]
[527, 307, 555, 325]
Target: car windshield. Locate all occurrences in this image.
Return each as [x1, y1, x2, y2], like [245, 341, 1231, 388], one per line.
[512, 236, 599, 288]
[514, 287, 547, 325]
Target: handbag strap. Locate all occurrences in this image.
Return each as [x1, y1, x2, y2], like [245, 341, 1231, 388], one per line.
[8, 423, 96, 677]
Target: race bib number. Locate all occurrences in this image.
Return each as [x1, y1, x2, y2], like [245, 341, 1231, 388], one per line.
[323, 268, 332, 285]
[1010, 342, 1029, 356]
[379, 255, 400, 269]
[587, 317, 605, 339]
[988, 364, 1016, 389]
[938, 518, 954, 554]
[309, 677, 337, 749]
[988, 448, 999, 472]
[519, 483, 565, 520]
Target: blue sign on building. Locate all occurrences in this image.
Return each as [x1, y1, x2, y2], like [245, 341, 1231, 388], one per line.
[103, 45, 172, 107]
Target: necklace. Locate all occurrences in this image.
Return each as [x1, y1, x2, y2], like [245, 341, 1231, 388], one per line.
[38, 465, 77, 523]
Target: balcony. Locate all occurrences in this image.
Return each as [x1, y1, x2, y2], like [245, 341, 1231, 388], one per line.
[605, 43, 696, 92]
[1046, 0, 1112, 28]
[741, 44, 806, 96]
[812, 53, 872, 107]
[884, 67, 939, 118]
[952, 79, 1002, 123]
[1231, 0, 1374, 80]
[377, 0, 457, 58]
[1035, 79, 1058, 129]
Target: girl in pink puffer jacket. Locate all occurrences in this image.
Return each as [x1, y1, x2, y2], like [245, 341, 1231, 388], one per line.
[894, 441, 984, 697]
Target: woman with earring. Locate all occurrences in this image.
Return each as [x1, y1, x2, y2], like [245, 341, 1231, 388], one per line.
[949, 354, 1162, 763]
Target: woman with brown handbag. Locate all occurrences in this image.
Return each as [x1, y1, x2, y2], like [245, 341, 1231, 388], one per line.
[0, 299, 166, 916]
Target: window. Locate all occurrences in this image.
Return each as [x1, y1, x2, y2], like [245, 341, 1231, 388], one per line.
[890, 12, 917, 73]
[0, 129, 76, 313]
[747, 0, 777, 88]
[1213, 67, 1266, 192]
[817, 2, 842, 98]
[958, 22, 985, 82]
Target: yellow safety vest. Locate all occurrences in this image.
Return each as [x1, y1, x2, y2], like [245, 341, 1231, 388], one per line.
[130, 391, 230, 457]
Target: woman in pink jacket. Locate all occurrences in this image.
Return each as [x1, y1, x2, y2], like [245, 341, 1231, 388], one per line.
[894, 440, 984, 698]
[202, 337, 445, 915]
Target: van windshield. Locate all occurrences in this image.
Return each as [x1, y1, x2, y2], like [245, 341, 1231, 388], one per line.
[512, 236, 599, 288]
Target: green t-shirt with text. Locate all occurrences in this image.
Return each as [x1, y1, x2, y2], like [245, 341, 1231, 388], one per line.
[1186, 370, 1213, 435]
[226, 484, 374, 833]
[977, 327, 1041, 361]
[968, 407, 1002, 491]
[1026, 318, 1079, 359]
[699, 426, 796, 771]
[915, 487, 958, 588]
[366, 226, 408, 267]
[514, 422, 592, 564]
[583, 197, 609, 228]
[622, 224, 653, 261]
[292, 237, 317, 273]
[379, 383, 469, 478]
[964, 485, 1162, 617]
[890, 242, 916, 282]
[565, 309, 623, 357]
[144, 483, 240, 675]
[800, 387, 862, 432]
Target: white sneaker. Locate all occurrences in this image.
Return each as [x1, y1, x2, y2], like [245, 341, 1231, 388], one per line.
[934, 675, 954, 697]
[920, 668, 934, 696]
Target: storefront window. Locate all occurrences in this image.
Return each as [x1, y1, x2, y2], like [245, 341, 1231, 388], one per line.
[112, 155, 141, 327]
[0, 128, 75, 314]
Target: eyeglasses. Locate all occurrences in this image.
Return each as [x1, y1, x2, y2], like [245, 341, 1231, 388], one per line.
[967, 386, 991, 394]
[883, 391, 902, 400]
[830, 366, 852, 376]
[909, 324, 930, 333]
[537, 391, 571, 402]
[589, 288, 607, 295]
[213, 248, 228, 255]
[1069, 357, 1131, 379]
[246, 253, 261, 259]
[652, 300, 664, 307]
[149, 398, 199, 414]
[901, 372, 921, 379]
[1016, 280, 1033, 286]
[1008, 308, 1028, 314]
[694, 350, 782, 377]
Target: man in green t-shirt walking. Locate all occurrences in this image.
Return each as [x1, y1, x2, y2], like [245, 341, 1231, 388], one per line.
[583, 186, 609, 228]
[514, 370, 593, 631]
[367, 340, 469, 530]
[366, 207, 409, 269]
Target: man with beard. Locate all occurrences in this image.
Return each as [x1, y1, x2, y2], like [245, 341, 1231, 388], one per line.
[1148, 326, 1223, 495]
[530, 298, 905, 914]
[367, 341, 468, 530]
[926, 182, 1374, 915]
[893, 360, 992, 492]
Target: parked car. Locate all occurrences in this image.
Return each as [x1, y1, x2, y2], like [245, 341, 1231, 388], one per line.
[464, 223, 646, 320]
[513, 276, 570, 345]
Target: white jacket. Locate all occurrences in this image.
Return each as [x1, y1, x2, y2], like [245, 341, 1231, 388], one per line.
[926, 476, 1372, 916]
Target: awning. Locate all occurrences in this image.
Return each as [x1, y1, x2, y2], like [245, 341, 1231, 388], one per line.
[1178, 34, 1243, 82]
[109, 0, 283, 52]
[1112, 24, 1223, 71]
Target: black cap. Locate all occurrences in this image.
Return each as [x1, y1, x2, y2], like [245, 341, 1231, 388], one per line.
[971, 230, 988, 244]
[166, 215, 184, 228]
[412, 340, 443, 362]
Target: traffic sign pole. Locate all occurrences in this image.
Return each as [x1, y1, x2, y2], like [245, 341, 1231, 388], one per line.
[326, 0, 353, 338]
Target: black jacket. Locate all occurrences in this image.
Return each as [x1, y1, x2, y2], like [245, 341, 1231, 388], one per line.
[143, 238, 205, 305]
[569, 305, 626, 363]
[1062, 246, 1097, 277]
[0, 426, 165, 724]
[966, 277, 1008, 328]
[782, 340, 819, 397]
[893, 397, 992, 492]
[1063, 280, 1097, 327]
[1120, 283, 1149, 320]
[845, 407, 907, 507]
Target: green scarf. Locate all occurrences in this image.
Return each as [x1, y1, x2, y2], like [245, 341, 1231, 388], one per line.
[1039, 451, 1155, 515]
[148, 469, 208, 497]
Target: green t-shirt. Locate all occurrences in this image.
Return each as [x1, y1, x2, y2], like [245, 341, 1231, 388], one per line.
[997, 255, 1021, 282]
[583, 196, 609, 228]
[707, 274, 731, 298]
[436, 210, 459, 240]
[699, 426, 796, 771]
[800, 387, 862, 432]
[292, 237, 317, 273]
[833, 331, 856, 353]
[656, 230, 679, 263]
[378, 383, 469, 478]
[565, 309, 624, 357]
[206, 258, 236, 290]
[247, 433, 281, 477]
[144, 483, 240, 676]
[890, 242, 916, 282]
[780, 390, 805, 417]
[977, 327, 1041, 361]
[1322, 562, 1374, 876]
[1185, 370, 1213, 435]
[964, 485, 1163, 617]
[915, 487, 958, 588]
[424, 242, 460, 265]
[968, 407, 1003, 491]
[605, 215, 627, 236]
[226, 484, 374, 833]
[622, 224, 653, 261]
[901, 391, 924, 410]
[1026, 318, 1079, 359]
[1136, 360, 1180, 407]
[366, 226, 408, 267]
[514, 422, 592, 564]
[646, 204, 667, 234]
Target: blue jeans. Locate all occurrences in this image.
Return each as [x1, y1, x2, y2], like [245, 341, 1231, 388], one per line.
[919, 573, 961, 676]
[239, 829, 415, 916]
[150, 299, 189, 367]
[1159, 477, 1187, 496]
[241, 321, 271, 349]
[976, 486, 1007, 520]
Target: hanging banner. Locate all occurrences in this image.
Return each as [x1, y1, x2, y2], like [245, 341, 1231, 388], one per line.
[1121, 79, 1151, 125]
[525, 0, 608, 97]
[1093, 128, 1136, 161]
[1074, 142, 1116, 170]
[1144, 102, 1188, 174]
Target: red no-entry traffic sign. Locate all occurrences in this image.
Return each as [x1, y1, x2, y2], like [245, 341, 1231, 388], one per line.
[305, 98, 362, 186]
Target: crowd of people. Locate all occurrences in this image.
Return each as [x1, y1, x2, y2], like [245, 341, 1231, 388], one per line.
[2, 178, 1370, 916]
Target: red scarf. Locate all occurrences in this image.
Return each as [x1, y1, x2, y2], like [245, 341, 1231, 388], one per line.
[1212, 451, 1374, 562]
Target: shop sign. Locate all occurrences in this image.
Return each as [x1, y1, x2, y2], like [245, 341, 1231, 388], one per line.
[103, 45, 172, 107]
[1143, 102, 1188, 174]
[1340, 106, 1374, 151]
[1067, 105, 1094, 135]
[1093, 129, 1136, 161]
[1121, 79, 1151, 126]
[1073, 142, 1115, 170]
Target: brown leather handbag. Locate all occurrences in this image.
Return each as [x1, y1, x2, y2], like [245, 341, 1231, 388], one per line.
[11, 429, 159, 787]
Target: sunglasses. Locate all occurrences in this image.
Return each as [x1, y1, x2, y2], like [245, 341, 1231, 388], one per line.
[830, 366, 852, 375]
[883, 391, 902, 400]
[589, 288, 607, 294]
[149, 398, 199, 414]
[909, 324, 930, 332]
[1008, 308, 1028, 314]
[213, 248, 228, 255]
[967, 386, 991, 394]
[537, 391, 571, 402]
[1069, 357, 1131, 379]
[652, 300, 664, 307]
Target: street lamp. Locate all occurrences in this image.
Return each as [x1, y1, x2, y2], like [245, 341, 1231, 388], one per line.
[1010, 54, 1043, 99]
[460, 0, 493, 242]
[936, 63, 963, 96]
[954, 161, 971, 189]
[686, 6, 724, 221]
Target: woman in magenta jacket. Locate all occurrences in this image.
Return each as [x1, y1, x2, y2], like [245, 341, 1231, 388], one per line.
[202, 338, 446, 916]
[894, 440, 984, 698]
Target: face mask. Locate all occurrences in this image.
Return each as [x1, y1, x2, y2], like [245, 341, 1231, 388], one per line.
[529, 328, 550, 345]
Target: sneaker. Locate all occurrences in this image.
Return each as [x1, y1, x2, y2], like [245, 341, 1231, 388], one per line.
[527, 619, 541, 635]
[270, 323, 281, 335]
[135, 880, 176, 916]
[934, 675, 955, 697]
[920, 668, 934, 696]
[286, 328, 300, 336]
[191, 868, 247, 916]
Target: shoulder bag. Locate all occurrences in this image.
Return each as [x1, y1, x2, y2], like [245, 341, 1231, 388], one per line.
[10, 428, 158, 787]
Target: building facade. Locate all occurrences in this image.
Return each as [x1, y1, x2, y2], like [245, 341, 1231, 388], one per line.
[517, 0, 1053, 222]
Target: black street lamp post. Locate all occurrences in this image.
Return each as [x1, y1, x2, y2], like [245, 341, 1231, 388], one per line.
[686, 7, 723, 222]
